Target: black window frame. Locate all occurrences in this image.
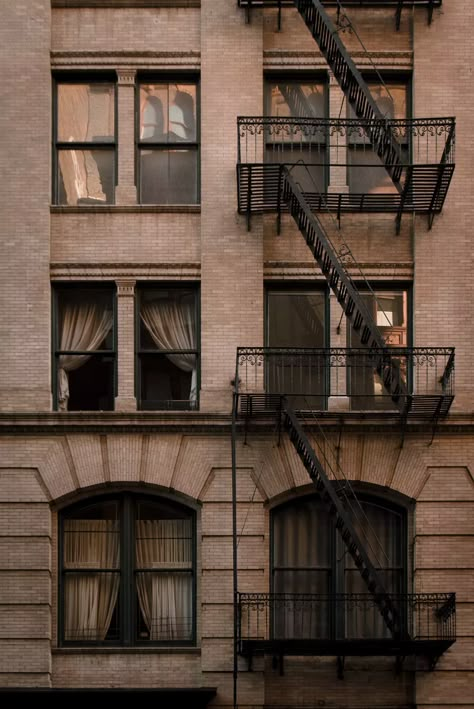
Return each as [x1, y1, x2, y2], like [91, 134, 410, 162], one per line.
[136, 283, 200, 411]
[136, 74, 200, 205]
[264, 284, 330, 409]
[52, 72, 117, 206]
[58, 491, 197, 648]
[270, 491, 408, 639]
[52, 282, 117, 412]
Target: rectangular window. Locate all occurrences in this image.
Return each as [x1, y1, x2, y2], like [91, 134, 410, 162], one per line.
[347, 287, 409, 410]
[54, 286, 116, 411]
[348, 78, 410, 195]
[264, 78, 328, 193]
[137, 287, 199, 410]
[138, 79, 199, 204]
[54, 78, 116, 205]
[266, 288, 328, 409]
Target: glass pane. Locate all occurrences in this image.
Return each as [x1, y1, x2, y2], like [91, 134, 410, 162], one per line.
[139, 289, 196, 350]
[140, 149, 198, 204]
[64, 515, 120, 570]
[139, 84, 197, 142]
[267, 82, 326, 118]
[267, 292, 326, 348]
[369, 82, 407, 121]
[348, 148, 400, 195]
[139, 354, 197, 410]
[136, 571, 193, 641]
[273, 570, 330, 640]
[57, 289, 114, 351]
[64, 572, 120, 641]
[135, 516, 192, 569]
[57, 83, 115, 142]
[273, 498, 330, 568]
[58, 149, 114, 205]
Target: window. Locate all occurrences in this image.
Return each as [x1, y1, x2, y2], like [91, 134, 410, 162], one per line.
[266, 288, 328, 408]
[54, 285, 116, 411]
[137, 287, 199, 410]
[60, 493, 195, 646]
[264, 77, 328, 193]
[272, 494, 405, 640]
[348, 78, 410, 194]
[54, 78, 116, 205]
[347, 287, 410, 410]
[138, 78, 199, 204]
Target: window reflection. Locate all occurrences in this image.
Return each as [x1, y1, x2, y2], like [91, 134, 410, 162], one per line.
[55, 82, 115, 205]
[138, 82, 199, 204]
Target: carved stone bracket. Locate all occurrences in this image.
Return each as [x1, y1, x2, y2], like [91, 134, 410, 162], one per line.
[116, 279, 136, 296]
[116, 68, 136, 86]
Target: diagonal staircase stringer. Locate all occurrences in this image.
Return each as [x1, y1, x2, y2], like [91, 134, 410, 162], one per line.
[294, 0, 404, 190]
[281, 167, 408, 407]
[284, 403, 402, 636]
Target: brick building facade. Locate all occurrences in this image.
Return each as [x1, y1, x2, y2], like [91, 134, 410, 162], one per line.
[0, 1, 472, 707]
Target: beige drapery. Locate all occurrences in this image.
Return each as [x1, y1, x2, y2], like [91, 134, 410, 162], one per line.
[140, 299, 197, 404]
[136, 519, 192, 641]
[58, 300, 112, 411]
[64, 519, 120, 641]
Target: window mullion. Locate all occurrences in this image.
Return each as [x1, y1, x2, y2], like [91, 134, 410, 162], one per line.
[121, 495, 134, 646]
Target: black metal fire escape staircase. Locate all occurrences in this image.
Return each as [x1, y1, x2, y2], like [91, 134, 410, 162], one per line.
[282, 167, 406, 402]
[294, 0, 405, 188]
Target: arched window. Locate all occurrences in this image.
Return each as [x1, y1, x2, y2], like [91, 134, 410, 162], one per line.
[271, 494, 406, 640]
[59, 493, 195, 646]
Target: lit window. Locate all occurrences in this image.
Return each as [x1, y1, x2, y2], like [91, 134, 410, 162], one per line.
[54, 286, 115, 411]
[347, 287, 409, 410]
[138, 80, 199, 204]
[54, 79, 116, 205]
[60, 493, 195, 646]
[137, 287, 199, 410]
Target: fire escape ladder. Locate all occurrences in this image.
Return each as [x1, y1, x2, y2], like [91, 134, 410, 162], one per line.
[283, 404, 403, 637]
[293, 0, 404, 188]
[281, 167, 407, 406]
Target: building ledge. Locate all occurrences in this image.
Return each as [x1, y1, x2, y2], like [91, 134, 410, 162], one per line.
[51, 205, 201, 214]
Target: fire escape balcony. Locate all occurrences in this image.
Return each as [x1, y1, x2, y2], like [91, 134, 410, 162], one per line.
[237, 592, 456, 668]
[238, 0, 443, 30]
[236, 346, 455, 420]
[237, 116, 455, 228]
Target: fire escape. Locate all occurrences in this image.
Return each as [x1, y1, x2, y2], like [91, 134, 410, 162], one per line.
[232, 0, 456, 679]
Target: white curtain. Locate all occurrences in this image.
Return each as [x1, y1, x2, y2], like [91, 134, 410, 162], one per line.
[136, 519, 192, 641]
[58, 300, 113, 411]
[140, 299, 197, 404]
[64, 519, 120, 641]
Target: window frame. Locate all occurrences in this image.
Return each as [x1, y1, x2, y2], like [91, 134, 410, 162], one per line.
[136, 74, 200, 205]
[270, 491, 409, 639]
[52, 282, 117, 412]
[135, 283, 201, 411]
[264, 284, 330, 408]
[58, 492, 197, 648]
[52, 73, 118, 206]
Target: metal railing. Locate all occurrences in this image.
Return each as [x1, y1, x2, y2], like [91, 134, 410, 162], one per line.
[238, 116, 455, 168]
[238, 592, 456, 648]
[235, 347, 455, 410]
